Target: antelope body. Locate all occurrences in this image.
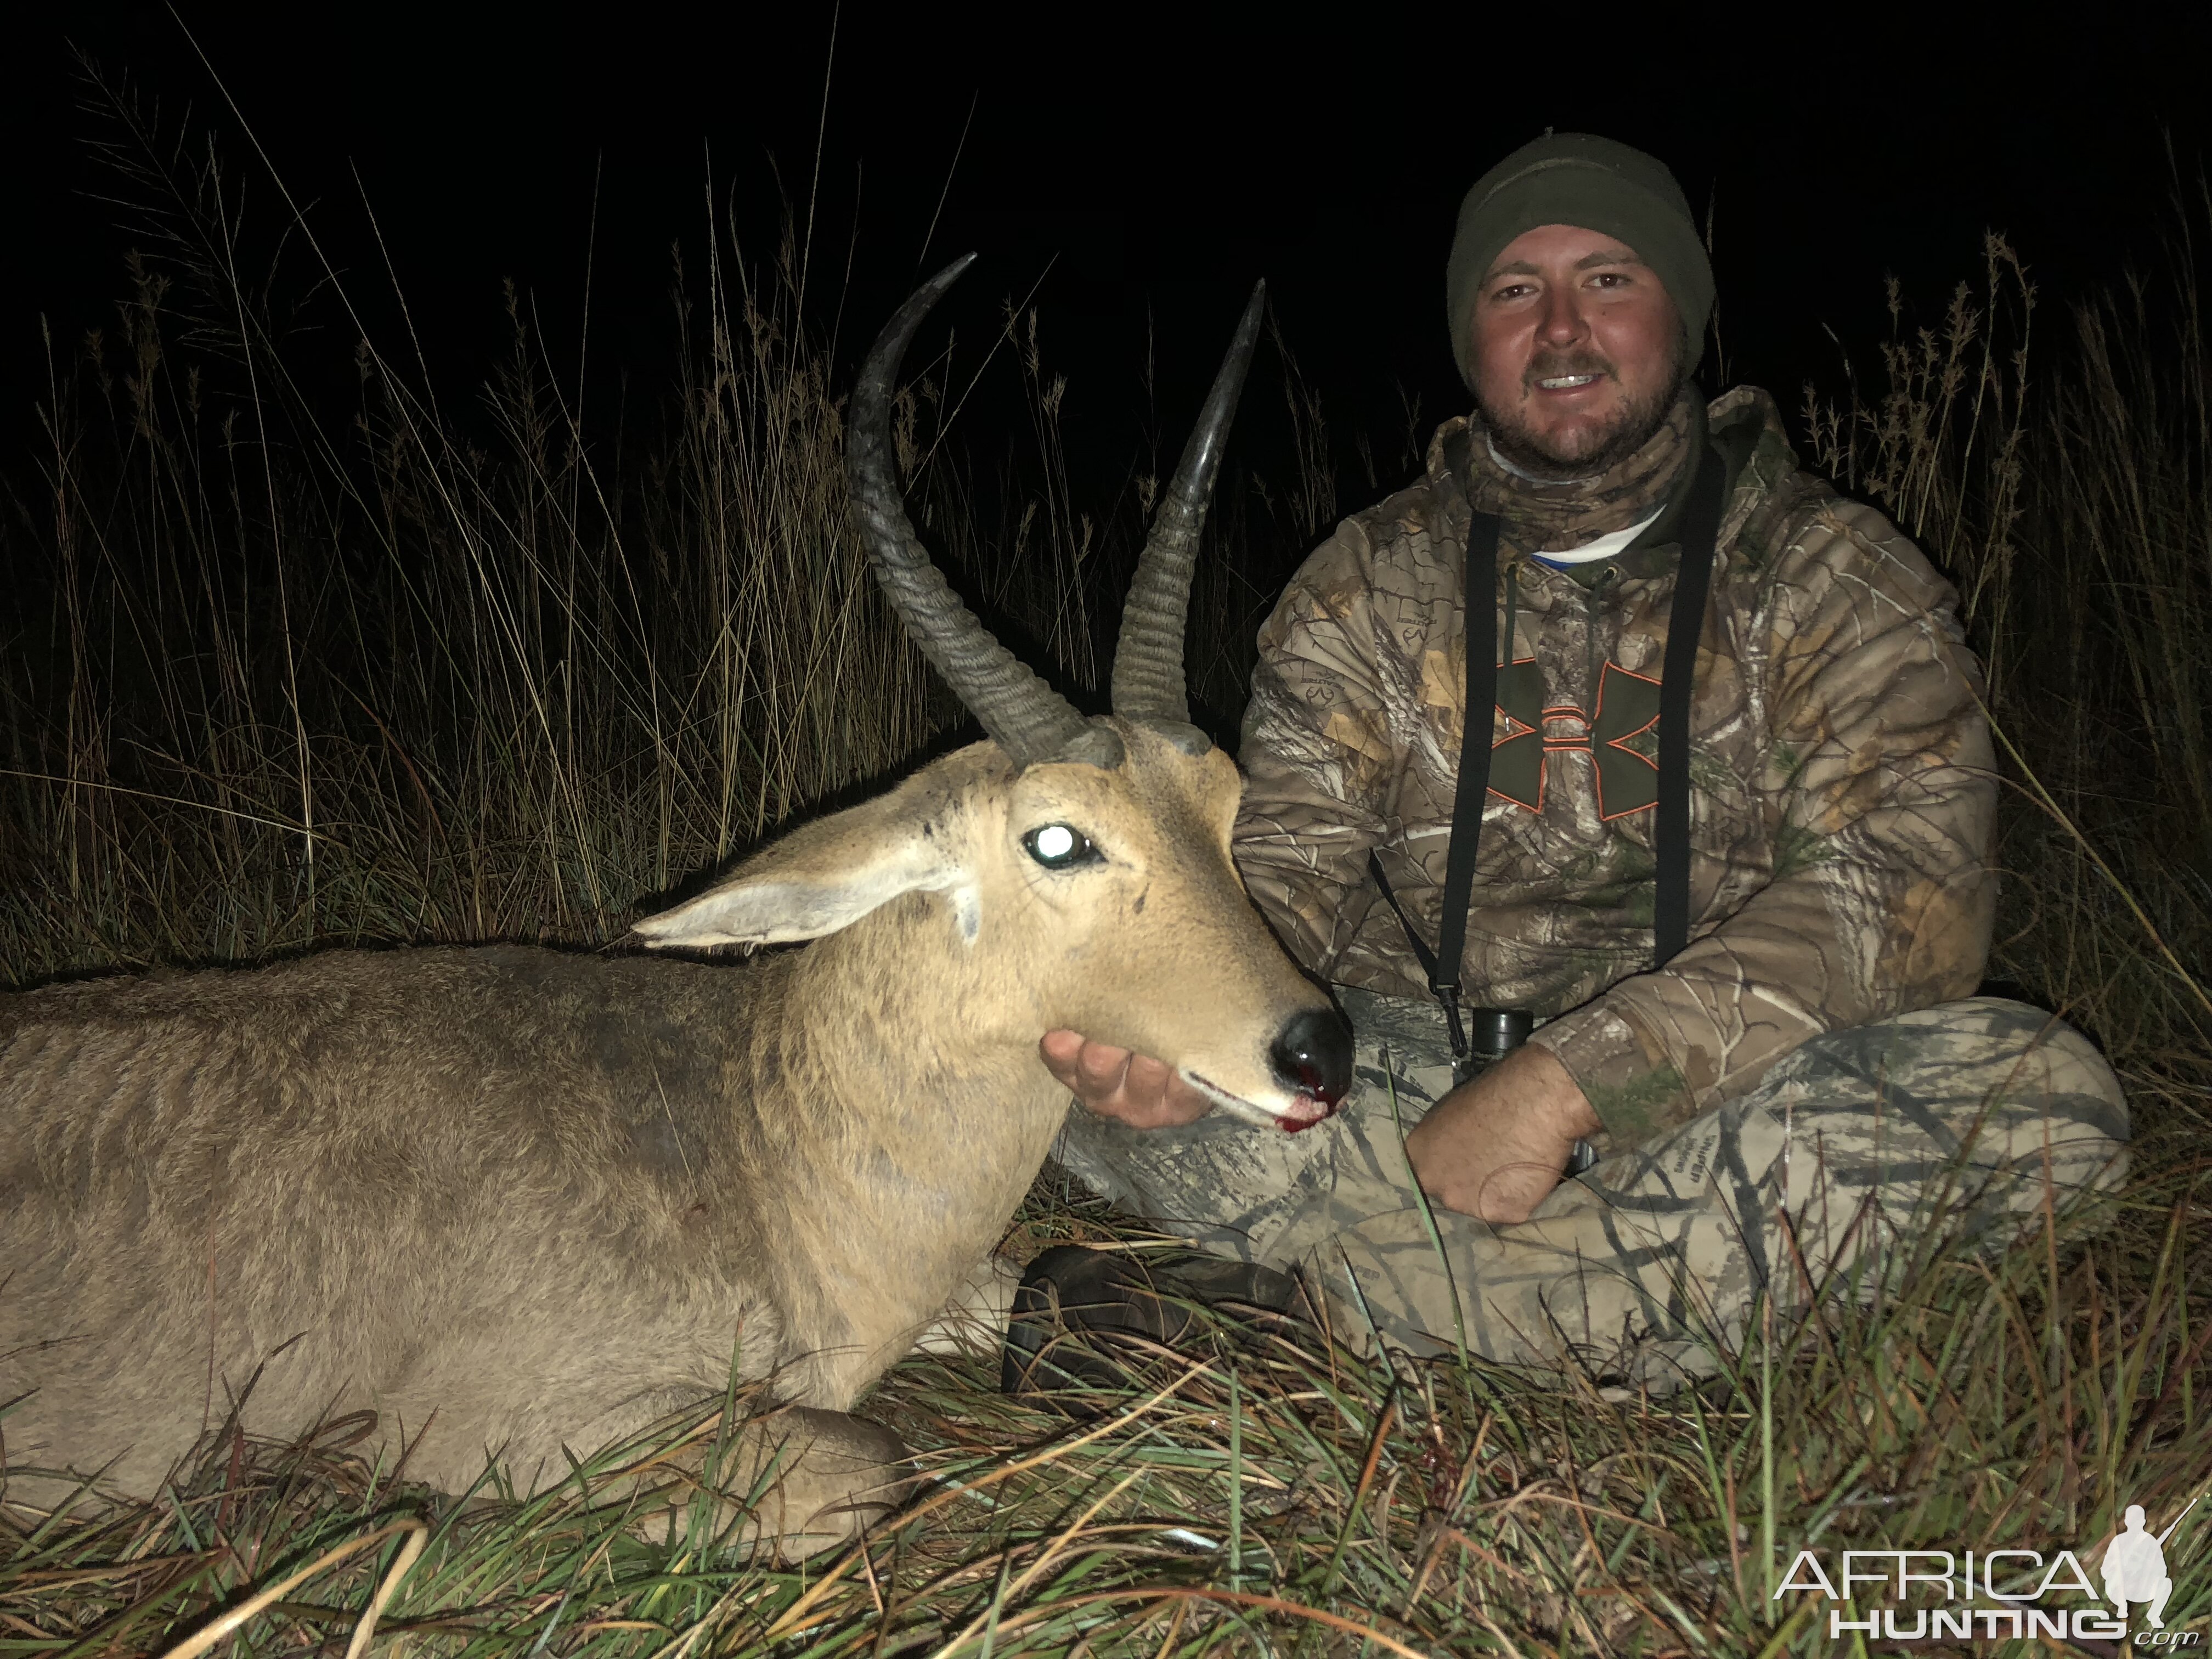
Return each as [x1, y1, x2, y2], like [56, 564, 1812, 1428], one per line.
[0, 262, 1350, 1554]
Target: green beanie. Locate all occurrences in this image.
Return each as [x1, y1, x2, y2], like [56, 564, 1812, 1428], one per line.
[1444, 132, 1713, 390]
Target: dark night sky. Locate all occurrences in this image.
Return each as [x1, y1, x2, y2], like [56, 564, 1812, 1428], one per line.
[5, 4, 2210, 505]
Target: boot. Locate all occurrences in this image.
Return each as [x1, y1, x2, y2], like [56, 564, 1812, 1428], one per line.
[1000, 1245, 1319, 1406]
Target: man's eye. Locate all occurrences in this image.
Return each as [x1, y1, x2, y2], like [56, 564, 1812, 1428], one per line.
[1023, 824, 1101, 869]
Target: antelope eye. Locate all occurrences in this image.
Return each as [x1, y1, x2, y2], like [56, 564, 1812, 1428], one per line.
[1023, 823, 1101, 869]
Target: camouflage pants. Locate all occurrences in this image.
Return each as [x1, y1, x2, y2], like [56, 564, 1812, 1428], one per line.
[1053, 993, 2129, 1386]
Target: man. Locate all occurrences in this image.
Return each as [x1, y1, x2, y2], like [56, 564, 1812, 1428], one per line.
[1020, 133, 2128, 1383]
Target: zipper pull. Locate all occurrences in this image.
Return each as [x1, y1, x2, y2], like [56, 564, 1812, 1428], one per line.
[1587, 564, 1620, 707]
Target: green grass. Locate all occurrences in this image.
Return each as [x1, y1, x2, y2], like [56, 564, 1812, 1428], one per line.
[5, 94, 2212, 1655]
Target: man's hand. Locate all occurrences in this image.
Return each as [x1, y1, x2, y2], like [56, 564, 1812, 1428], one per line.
[1403, 1043, 1601, 1223]
[1041, 1030, 1214, 1129]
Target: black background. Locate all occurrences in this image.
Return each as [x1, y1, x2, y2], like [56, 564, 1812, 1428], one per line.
[5, 3, 2210, 503]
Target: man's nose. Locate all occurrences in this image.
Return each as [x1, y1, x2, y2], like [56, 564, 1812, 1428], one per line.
[1536, 285, 1585, 345]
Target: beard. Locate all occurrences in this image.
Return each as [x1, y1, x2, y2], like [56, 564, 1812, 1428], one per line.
[1478, 340, 1688, 481]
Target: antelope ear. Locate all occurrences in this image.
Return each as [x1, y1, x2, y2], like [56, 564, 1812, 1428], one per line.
[631, 783, 976, 949]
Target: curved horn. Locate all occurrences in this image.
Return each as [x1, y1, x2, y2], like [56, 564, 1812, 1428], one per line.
[1110, 280, 1267, 723]
[848, 256, 1096, 767]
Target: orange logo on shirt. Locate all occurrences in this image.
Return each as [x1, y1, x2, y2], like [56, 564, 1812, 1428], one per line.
[1488, 658, 1661, 819]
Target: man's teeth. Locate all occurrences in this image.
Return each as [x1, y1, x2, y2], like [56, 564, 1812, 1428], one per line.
[1539, 374, 1600, 389]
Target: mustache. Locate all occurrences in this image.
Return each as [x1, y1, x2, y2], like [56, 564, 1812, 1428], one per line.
[1523, 349, 1616, 391]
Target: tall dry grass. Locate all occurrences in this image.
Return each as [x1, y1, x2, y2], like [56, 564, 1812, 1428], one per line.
[2, 135, 947, 979]
[7, 103, 2212, 1657]
[1802, 224, 2212, 1119]
[0, 126, 1335, 992]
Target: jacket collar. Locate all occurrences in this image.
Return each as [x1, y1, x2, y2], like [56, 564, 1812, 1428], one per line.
[1430, 388, 1771, 589]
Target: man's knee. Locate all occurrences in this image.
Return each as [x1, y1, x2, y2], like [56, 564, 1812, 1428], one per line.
[1792, 997, 2123, 1116]
[1750, 997, 2128, 1188]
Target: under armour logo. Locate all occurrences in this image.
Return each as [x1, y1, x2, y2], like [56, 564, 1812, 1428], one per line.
[1488, 657, 1661, 820]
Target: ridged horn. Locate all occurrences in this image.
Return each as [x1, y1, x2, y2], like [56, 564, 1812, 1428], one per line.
[1109, 280, 1267, 724]
[848, 255, 1096, 767]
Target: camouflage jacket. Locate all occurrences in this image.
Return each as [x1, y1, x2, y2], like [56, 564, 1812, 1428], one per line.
[1232, 387, 1996, 1150]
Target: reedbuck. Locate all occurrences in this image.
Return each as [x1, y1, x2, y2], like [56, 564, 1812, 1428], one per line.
[0, 259, 1351, 1555]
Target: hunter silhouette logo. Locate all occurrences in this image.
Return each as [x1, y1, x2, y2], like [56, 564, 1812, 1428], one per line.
[1488, 656, 1660, 818]
[2104, 1498, 2195, 1631]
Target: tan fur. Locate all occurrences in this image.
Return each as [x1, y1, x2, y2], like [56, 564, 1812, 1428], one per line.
[0, 720, 1328, 1550]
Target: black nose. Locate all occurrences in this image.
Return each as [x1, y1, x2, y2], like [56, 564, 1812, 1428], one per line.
[1269, 1007, 1354, 1105]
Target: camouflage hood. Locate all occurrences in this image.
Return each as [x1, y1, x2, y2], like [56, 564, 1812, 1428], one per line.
[1458, 388, 1699, 554]
[1232, 386, 1997, 1148]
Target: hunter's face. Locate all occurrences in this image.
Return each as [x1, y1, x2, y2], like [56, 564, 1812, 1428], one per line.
[1469, 224, 1684, 478]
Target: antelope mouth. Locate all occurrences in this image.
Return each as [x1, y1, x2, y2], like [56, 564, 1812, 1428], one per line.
[1183, 1071, 1340, 1135]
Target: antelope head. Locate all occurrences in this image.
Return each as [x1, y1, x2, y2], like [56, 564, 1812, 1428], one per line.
[634, 259, 1351, 1131]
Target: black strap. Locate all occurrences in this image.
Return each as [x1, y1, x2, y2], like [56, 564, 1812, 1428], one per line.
[1367, 507, 1500, 1065]
[1653, 447, 1726, 965]
[1432, 506, 1502, 1046]
[1367, 444, 1724, 1033]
